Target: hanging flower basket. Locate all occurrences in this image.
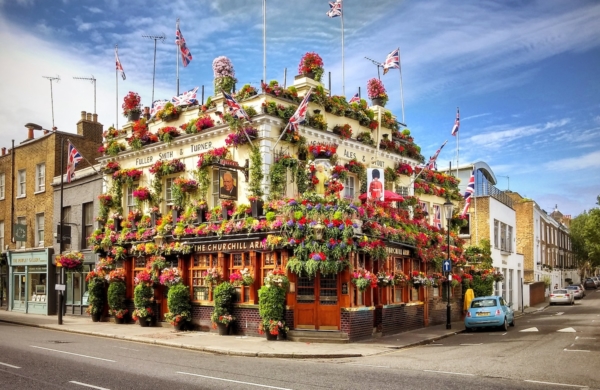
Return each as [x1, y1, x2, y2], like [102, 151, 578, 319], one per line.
[56, 252, 84, 272]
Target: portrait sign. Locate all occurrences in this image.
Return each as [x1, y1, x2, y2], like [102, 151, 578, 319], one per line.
[367, 168, 384, 201]
[219, 168, 238, 200]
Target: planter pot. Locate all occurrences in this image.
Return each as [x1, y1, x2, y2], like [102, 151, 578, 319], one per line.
[91, 312, 102, 323]
[277, 331, 287, 341]
[139, 319, 149, 327]
[265, 332, 277, 341]
[162, 113, 179, 122]
[115, 316, 125, 324]
[127, 111, 141, 122]
[217, 322, 230, 336]
[250, 200, 264, 218]
[372, 97, 384, 107]
[174, 321, 186, 331]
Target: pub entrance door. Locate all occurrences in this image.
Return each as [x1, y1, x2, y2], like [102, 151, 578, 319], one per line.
[295, 274, 339, 330]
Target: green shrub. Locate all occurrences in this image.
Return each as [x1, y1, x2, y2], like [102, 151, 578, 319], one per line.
[211, 282, 235, 324]
[258, 285, 286, 327]
[165, 284, 192, 324]
[107, 281, 126, 312]
[471, 275, 493, 297]
[87, 278, 105, 315]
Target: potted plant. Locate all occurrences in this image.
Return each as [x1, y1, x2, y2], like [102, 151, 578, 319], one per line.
[298, 52, 324, 82]
[107, 272, 128, 324]
[56, 251, 84, 273]
[122, 91, 142, 121]
[156, 102, 180, 122]
[212, 56, 237, 94]
[211, 282, 236, 335]
[229, 268, 254, 287]
[258, 283, 287, 341]
[85, 274, 105, 322]
[367, 78, 388, 107]
[163, 283, 192, 331]
[132, 271, 155, 326]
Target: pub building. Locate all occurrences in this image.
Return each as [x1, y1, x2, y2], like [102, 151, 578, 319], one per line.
[93, 58, 465, 341]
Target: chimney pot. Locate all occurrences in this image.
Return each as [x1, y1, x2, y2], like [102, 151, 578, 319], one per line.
[92, 113, 98, 123]
[1, 147, 5, 156]
[43, 130, 49, 134]
[86, 113, 92, 121]
[81, 111, 86, 120]
[27, 127, 34, 140]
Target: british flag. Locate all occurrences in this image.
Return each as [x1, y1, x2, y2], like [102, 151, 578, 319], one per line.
[115, 47, 126, 80]
[176, 21, 192, 67]
[451, 108, 460, 136]
[66, 142, 83, 183]
[433, 204, 442, 229]
[461, 168, 475, 217]
[150, 99, 169, 116]
[288, 89, 313, 131]
[348, 92, 360, 104]
[426, 140, 447, 170]
[326, 0, 342, 18]
[172, 87, 198, 107]
[419, 201, 429, 216]
[383, 48, 400, 75]
[222, 90, 251, 122]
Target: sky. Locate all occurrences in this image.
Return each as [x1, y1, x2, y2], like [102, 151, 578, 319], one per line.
[0, 0, 599, 218]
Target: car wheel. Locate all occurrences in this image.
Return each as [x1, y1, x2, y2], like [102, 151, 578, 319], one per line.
[510, 317, 515, 327]
[501, 318, 508, 331]
[465, 327, 472, 332]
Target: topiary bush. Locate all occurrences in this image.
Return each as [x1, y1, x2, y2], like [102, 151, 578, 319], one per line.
[211, 282, 235, 324]
[164, 284, 192, 325]
[87, 278, 105, 316]
[107, 281, 126, 315]
[258, 285, 287, 335]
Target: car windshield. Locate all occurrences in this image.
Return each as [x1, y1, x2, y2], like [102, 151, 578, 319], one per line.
[566, 286, 578, 290]
[553, 289, 568, 294]
[471, 299, 497, 308]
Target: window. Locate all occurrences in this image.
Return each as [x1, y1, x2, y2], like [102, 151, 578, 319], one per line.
[229, 253, 252, 303]
[211, 169, 220, 206]
[344, 175, 355, 200]
[393, 257, 408, 303]
[62, 207, 71, 250]
[0, 173, 5, 199]
[35, 163, 45, 192]
[396, 186, 410, 196]
[459, 214, 470, 236]
[82, 202, 94, 249]
[165, 178, 175, 207]
[500, 222, 507, 251]
[17, 216, 26, 248]
[507, 226, 513, 253]
[17, 169, 26, 197]
[0, 221, 4, 250]
[493, 220, 499, 248]
[35, 213, 44, 247]
[190, 254, 217, 301]
[126, 183, 138, 213]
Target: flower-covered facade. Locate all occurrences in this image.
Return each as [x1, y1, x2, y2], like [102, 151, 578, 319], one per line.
[92, 57, 469, 341]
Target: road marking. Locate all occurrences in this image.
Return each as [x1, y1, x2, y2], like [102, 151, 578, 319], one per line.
[0, 362, 21, 369]
[556, 312, 564, 315]
[346, 363, 389, 368]
[525, 379, 588, 387]
[564, 349, 590, 353]
[118, 347, 139, 351]
[575, 337, 596, 340]
[30, 346, 115, 362]
[69, 381, 110, 390]
[423, 370, 474, 376]
[177, 372, 293, 390]
[558, 327, 576, 333]
[520, 327, 539, 332]
[460, 343, 483, 346]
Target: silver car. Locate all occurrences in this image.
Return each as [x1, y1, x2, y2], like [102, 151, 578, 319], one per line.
[550, 289, 575, 305]
[566, 285, 584, 299]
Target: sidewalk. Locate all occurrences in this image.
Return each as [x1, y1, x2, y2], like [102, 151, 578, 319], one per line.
[0, 302, 548, 359]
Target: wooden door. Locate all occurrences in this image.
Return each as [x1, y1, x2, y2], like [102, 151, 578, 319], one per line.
[295, 274, 339, 330]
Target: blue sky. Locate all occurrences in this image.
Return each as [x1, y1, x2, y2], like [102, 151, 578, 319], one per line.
[1, 0, 599, 217]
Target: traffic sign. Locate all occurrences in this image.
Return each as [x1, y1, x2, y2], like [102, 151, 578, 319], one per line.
[442, 260, 451, 273]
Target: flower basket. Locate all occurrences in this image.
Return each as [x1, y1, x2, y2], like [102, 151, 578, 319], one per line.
[122, 91, 142, 119]
[351, 268, 377, 292]
[56, 252, 84, 272]
[367, 78, 388, 107]
[229, 268, 254, 287]
[298, 52, 324, 82]
[204, 267, 222, 285]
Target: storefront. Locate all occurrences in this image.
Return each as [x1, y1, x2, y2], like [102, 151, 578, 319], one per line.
[64, 251, 97, 316]
[8, 248, 56, 315]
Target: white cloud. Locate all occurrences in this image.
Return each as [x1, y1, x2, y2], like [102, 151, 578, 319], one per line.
[467, 119, 570, 149]
[85, 6, 102, 14]
[544, 150, 600, 171]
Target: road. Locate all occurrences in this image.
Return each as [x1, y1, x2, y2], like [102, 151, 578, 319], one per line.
[0, 291, 598, 390]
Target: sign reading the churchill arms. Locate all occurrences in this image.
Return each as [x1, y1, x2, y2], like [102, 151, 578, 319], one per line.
[193, 240, 263, 253]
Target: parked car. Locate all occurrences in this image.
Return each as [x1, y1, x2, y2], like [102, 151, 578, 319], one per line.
[566, 285, 584, 299]
[550, 289, 575, 305]
[465, 296, 515, 332]
[583, 279, 597, 290]
[592, 277, 600, 287]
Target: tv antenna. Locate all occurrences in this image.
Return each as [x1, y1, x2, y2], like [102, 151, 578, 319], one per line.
[73, 75, 97, 114]
[142, 33, 165, 104]
[364, 56, 383, 80]
[42, 75, 60, 128]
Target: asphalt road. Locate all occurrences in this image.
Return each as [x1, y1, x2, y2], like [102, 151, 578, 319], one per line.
[0, 291, 598, 390]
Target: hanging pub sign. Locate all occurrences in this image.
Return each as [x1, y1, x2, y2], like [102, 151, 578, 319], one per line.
[13, 223, 26, 241]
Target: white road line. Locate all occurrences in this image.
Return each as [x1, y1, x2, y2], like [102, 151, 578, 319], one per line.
[564, 349, 590, 352]
[346, 363, 389, 368]
[576, 337, 596, 340]
[177, 372, 293, 390]
[0, 362, 21, 369]
[118, 347, 139, 351]
[520, 327, 539, 332]
[558, 327, 577, 333]
[556, 312, 564, 315]
[423, 369, 474, 376]
[525, 379, 588, 388]
[30, 346, 115, 362]
[69, 381, 110, 390]
[460, 343, 483, 346]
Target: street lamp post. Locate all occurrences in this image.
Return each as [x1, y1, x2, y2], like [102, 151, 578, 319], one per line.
[443, 199, 454, 330]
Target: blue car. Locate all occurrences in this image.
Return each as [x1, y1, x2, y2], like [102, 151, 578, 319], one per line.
[465, 296, 515, 331]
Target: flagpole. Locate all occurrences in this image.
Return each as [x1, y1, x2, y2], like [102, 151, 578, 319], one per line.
[263, 0, 266, 91]
[176, 18, 180, 96]
[272, 87, 313, 152]
[398, 47, 405, 124]
[409, 140, 448, 185]
[67, 139, 105, 179]
[456, 106, 459, 177]
[341, 0, 345, 96]
[115, 45, 119, 131]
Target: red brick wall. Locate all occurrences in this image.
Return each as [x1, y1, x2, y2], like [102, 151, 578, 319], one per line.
[381, 304, 424, 335]
[341, 309, 374, 341]
[529, 282, 546, 306]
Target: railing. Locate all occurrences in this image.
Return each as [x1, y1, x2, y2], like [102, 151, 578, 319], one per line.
[476, 181, 513, 209]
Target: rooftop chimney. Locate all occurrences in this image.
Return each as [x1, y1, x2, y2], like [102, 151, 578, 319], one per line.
[92, 113, 98, 123]
[1, 147, 5, 156]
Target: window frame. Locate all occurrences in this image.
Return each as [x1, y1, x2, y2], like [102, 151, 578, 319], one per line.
[190, 254, 217, 302]
[229, 252, 252, 304]
[16, 216, 26, 248]
[62, 207, 71, 251]
[17, 169, 26, 197]
[35, 163, 46, 193]
[0, 173, 5, 199]
[126, 182, 139, 214]
[82, 202, 94, 249]
[35, 213, 44, 247]
[343, 174, 356, 200]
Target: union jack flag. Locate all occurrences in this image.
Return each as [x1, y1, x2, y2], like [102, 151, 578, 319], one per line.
[451, 108, 460, 136]
[115, 47, 125, 80]
[172, 87, 198, 107]
[150, 99, 169, 116]
[383, 48, 400, 75]
[426, 140, 447, 170]
[66, 142, 83, 183]
[461, 168, 475, 217]
[288, 88, 313, 131]
[348, 92, 360, 104]
[433, 204, 442, 229]
[176, 21, 192, 67]
[222, 90, 251, 122]
[326, 0, 342, 18]
[419, 201, 429, 215]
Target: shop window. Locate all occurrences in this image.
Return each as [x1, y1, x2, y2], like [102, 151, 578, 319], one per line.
[36, 163, 45, 192]
[229, 252, 251, 303]
[393, 257, 408, 303]
[190, 254, 217, 301]
[28, 270, 47, 302]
